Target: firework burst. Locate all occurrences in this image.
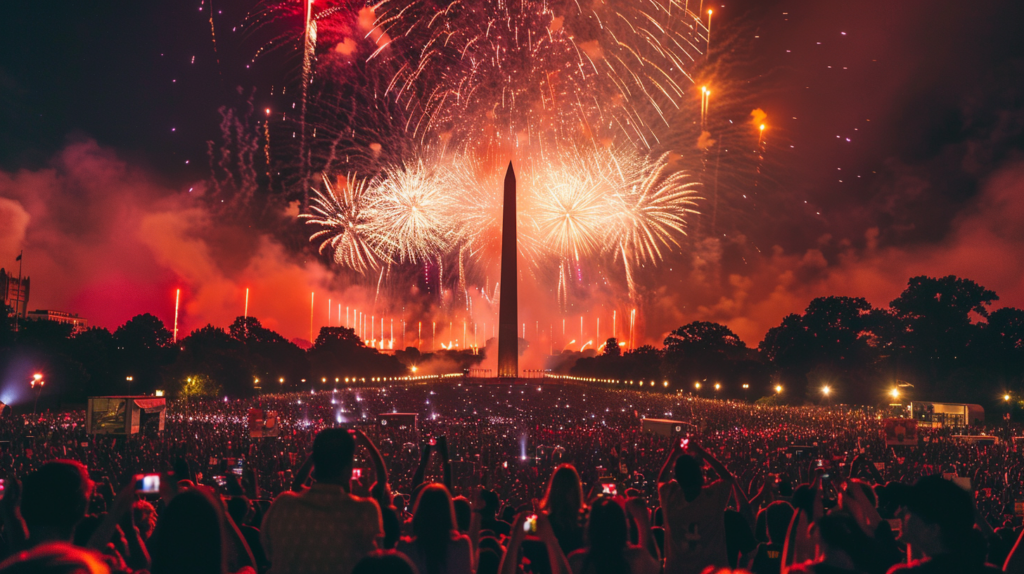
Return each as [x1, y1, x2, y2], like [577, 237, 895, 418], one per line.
[300, 172, 383, 275]
[367, 158, 457, 264]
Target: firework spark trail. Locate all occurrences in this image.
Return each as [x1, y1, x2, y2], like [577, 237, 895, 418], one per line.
[240, 0, 776, 335]
[300, 172, 383, 274]
[371, 0, 711, 149]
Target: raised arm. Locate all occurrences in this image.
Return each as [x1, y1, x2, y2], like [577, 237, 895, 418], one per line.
[625, 497, 661, 561]
[291, 453, 314, 493]
[411, 443, 431, 491]
[658, 441, 684, 485]
[0, 473, 28, 553]
[437, 436, 453, 492]
[499, 513, 530, 574]
[353, 429, 391, 508]
[536, 512, 573, 574]
[690, 441, 743, 501]
[1004, 525, 1024, 573]
[87, 482, 137, 553]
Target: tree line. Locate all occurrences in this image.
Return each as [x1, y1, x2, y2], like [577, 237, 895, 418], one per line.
[1, 275, 1021, 410]
[568, 276, 1024, 408]
[0, 312, 484, 408]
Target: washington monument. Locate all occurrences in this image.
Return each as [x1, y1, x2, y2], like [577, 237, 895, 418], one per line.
[497, 162, 518, 379]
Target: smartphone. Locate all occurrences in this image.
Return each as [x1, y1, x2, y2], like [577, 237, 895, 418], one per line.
[524, 514, 538, 533]
[352, 468, 363, 480]
[134, 474, 161, 494]
[213, 475, 227, 488]
[680, 438, 689, 449]
[601, 482, 618, 496]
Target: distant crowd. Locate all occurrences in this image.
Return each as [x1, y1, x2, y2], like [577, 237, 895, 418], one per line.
[0, 381, 1020, 574]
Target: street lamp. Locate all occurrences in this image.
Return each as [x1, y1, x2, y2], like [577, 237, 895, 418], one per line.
[694, 382, 702, 391]
[774, 385, 783, 394]
[126, 375, 134, 394]
[30, 375, 45, 415]
[890, 387, 900, 400]
[279, 377, 285, 384]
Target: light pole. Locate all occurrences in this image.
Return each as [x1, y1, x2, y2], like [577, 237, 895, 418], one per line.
[1004, 393, 1012, 431]
[31, 374, 44, 415]
[126, 376, 134, 395]
[822, 385, 831, 405]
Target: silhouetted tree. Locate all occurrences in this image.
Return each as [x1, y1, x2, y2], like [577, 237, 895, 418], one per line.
[602, 338, 621, 357]
[113, 314, 177, 394]
[760, 297, 880, 402]
[889, 276, 998, 399]
[307, 327, 405, 383]
[662, 321, 760, 397]
[165, 325, 253, 397]
[227, 316, 309, 391]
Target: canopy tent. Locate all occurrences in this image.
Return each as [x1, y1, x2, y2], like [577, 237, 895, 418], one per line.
[86, 396, 166, 435]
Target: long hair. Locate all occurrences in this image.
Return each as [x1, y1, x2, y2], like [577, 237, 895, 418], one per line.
[540, 465, 585, 542]
[412, 484, 457, 574]
[150, 489, 227, 574]
[580, 498, 631, 574]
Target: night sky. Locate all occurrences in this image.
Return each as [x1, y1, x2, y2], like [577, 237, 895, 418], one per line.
[1, 0, 1022, 347]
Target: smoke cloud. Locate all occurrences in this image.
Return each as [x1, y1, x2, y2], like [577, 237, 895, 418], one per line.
[1, 140, 1022, 362]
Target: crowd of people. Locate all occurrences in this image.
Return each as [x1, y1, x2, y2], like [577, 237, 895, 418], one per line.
[0, 380, 1021, 574]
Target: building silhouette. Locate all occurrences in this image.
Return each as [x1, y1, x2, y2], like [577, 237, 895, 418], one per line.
[0, 268, 29, 319]
[26, 310, 90, 334]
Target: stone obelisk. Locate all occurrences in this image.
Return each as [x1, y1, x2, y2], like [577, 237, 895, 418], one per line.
[497, 162, 518, 379]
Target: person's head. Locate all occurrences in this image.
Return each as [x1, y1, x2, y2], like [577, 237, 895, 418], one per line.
[790, 484, 816, 518]
[20, 461, 93, 543]
[541, 464, 584, 522]
[500, 505, 516, 524]
[133, 500, 158, 539]
[814, 512, 873, 569]
[476, 548, 500, 574]
[901, 475, 977, 558]
[351, 550, 418, 574]
[673, 455, 703, 501]
[452, 497, 471, 532]
[412, 484, 457, 574]
[479, 490, 500, 517]
[226, 496, 252, 527]
[150, 489, 228, 574]
[848, 479, 877, 508]
[583, 499, 631, 574]
[0, 542, 110, 574]
[412, 484, 457, 538]
[478, 535, 503, 557]
[586, 497, 628, 553]
[764, 501, 794, 544]
[754, 507, 769, 543]
[312, 428, 356, 484]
